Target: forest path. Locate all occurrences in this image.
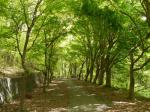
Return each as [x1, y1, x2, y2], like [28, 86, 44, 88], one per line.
[53, 79, 150, 112]
[65, 79, 111, 112]
[1, 78, 150, 112]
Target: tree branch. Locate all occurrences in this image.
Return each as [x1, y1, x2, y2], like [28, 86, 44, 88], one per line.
[134, 45, 150, 63]
[47, 32, 68, 48]
[20, 0, 29, 28]
[27, 16, 47, 51]
[134, 58, 150, 71]
[11, 16, 22, 57]
[120, 11, 145, 48]
[30, 0, 43, 29]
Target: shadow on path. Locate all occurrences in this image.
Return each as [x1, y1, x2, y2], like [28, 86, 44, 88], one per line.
[65, 79, 112, 112]
[1, 78, 149, 112]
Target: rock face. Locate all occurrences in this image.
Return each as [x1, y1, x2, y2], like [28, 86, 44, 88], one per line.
[0, 67, 22, 103]
[0, 75, 37, 104]
[0, 67, 42, 104]
[0, 77, 20, 103]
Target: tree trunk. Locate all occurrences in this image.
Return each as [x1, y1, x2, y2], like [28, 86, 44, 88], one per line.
[47, 51, 51, 86]
[43, 71, 47, 93]
[85, 68, 90, 82]
[93, 66, 100, 84]
[49, 70, 53, 84]
[69, 64, 73, 77]
[64, 64, 67, 78]
[105, 55, 111, 87]
[128, 53, 135, 99]
[85, 57, 90, 81]
[19, 75, 26, 112]
[78, 62, 85, 80]
[98, 69, 105, 85]
[98, 55, 105, 85]
[43, 36, 48, 86]
[105, 68, 111, 87]
[74, 63, 77, 77]
[89, 64, 94, 83]
[19, 56, 27, 112]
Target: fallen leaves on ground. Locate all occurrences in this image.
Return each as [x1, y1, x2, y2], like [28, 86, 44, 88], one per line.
[0, 79, 150, 112]
[73, 80, 150, 112]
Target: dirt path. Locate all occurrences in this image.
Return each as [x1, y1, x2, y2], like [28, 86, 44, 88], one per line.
[66, 79, 111, 112]
[1, 78, 150, 112]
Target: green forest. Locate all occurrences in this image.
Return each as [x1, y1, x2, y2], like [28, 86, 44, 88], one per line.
[0, 0, 150, 112]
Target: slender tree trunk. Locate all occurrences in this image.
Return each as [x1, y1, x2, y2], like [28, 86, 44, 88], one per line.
[105, 55, 112, 87]
[89, 64, 94, 83]
[105, 68, 111, 87]
[21, 54, 28, 72]
[43, 47, 48, 92]
[85, 58, 90, 82]
[43, 71, 47, 93]
[74, 63, 77, 77]
[69, 64, 72, 77]
[68, 66, 71, 77]
[64, 64, 67, 78]
[19, 76, 26, 112]
[93, 59, 100, 84]
[128, 53, 135, 99]
[93, 67, 100, 84]
[49, 75, 52, 84]
[47, 50, 51, 85]
[20, 56, 27, 112]
[98, 69, 105, 85]
[19, 35, 29, 112]
[98, 55, 105, 85]
[85, 68, 90, 82]
[49, 70, 53, 84]
[78, 61, 85, 80]
[81, 73, 83, 80]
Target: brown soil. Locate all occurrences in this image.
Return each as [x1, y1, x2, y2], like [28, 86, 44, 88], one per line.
[0, 79, 150, 112]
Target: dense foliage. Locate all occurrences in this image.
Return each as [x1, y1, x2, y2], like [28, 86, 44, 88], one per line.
[0, 0, 150, 102]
